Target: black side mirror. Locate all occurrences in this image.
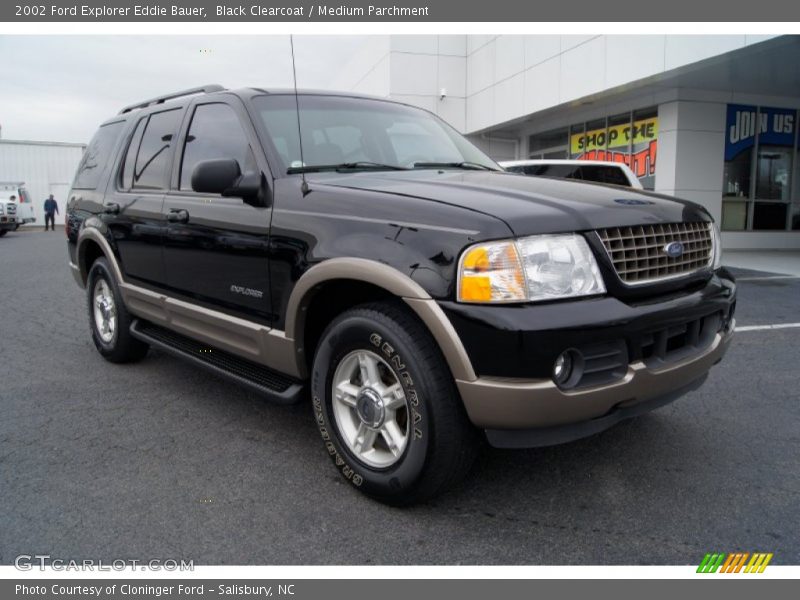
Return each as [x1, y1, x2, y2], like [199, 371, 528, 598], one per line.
[191, 159, 241, 194]
[191, 159, 267, 207]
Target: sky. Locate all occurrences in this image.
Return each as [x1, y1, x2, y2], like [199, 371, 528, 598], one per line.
[0, 35, 370, 143]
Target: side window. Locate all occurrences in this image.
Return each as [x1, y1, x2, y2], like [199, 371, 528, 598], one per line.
[119, 117, 147, 190]
[180, 103, 253, 191]
[72, 120, 125, 190]
[132, 109, 182, 191]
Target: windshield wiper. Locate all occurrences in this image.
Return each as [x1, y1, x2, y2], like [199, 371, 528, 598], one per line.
[287, 161, 409, 174]
[412, 161, 496, 171]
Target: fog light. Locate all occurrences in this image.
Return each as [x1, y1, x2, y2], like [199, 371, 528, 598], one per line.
[553, 351, 573, 385]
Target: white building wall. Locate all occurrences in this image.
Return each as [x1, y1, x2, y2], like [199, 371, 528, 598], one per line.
[333, 35, 468, 132]
[465, 34, 779, 134]
[0, 140, 85, 225]
[655, 100, 727, 224]
[331, 36, 392, 97]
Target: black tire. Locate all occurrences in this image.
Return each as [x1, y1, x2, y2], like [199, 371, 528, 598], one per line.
[86, 257, 149, 363]
[311, 301, 479, 505]
[0, 230, 7, 237]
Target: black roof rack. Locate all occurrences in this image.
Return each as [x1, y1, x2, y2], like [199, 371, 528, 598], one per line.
[118, 84, 225, 114]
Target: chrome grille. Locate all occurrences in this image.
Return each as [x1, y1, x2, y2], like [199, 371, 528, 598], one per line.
[596, 222, 713, 285]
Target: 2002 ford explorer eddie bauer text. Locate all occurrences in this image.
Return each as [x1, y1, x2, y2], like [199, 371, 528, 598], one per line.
[66, 86, 736, 504]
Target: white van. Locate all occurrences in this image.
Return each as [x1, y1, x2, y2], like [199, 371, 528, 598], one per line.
[499, 159, 643, 189]
[0, 182, 36, 235]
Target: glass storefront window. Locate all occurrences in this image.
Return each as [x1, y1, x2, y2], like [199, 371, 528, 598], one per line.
[794, 130, 800, 230]
[631, 107, 658, 190]
[530, 107, 659, 188]
[791, 203, 800, 230]
[607, 113, 631, 156]
[722, 104, 798, 232]
[722, 105, 756, 202]
[753, 202, 789, 230]
[529, 127, 568, 158]
[584, 118, 607, 154]
[756, 147, 792, 200]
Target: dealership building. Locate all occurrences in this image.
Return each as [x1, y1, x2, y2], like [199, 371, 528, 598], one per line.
[335, 34, 800, 250]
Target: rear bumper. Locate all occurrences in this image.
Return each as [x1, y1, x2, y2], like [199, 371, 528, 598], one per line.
[457, 327, 732, 447]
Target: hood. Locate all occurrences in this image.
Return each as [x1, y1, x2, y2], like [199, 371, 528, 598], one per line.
[308, 170, 711, 237]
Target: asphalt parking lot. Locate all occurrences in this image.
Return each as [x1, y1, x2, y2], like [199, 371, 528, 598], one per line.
[1, 230, 798, 565]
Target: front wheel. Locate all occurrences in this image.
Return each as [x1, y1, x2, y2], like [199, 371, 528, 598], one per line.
[311, 301, 479, 505]
[86, 257, 149, 363]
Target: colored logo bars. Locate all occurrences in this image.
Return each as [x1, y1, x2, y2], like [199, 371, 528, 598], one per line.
[697, 552, 773, 573]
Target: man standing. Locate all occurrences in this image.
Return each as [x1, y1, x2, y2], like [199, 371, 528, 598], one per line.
[43, 194, 59, 231]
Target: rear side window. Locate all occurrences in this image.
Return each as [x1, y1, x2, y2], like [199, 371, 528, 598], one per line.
[579, 166, 631, 187]
[129, 109, 182, 191]
[179, 103, 253, 191]
[119, 117, 147, 190]
[72, 121, 125, 190]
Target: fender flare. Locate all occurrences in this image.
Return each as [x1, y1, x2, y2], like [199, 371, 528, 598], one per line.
[285, 258, 477, 382]
[75, 227, 123, 287]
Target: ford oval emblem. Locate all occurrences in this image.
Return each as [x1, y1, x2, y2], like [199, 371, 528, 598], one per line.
[664, 241, 684, 258]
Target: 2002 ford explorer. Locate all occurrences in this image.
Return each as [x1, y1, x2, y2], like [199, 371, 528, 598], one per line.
[66, 86, 736, 504]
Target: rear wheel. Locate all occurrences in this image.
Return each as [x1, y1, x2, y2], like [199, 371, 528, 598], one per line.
[0, 230, 7, 237]
[311, 301, 479, 505]
[86, 257, 148, 363]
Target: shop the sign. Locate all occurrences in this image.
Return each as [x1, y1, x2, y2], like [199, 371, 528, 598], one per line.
[571, 116, 658, 178]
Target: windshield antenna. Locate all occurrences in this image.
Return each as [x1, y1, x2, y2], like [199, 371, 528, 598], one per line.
[290, 35, 310, 196]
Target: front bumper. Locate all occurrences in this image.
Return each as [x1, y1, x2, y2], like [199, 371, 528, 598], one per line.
[445, 272, 736, 447]
[457, 328, 732, 447]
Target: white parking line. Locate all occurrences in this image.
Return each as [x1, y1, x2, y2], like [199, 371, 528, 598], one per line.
[736, 323, 800, 332]
[736, 275, 800, 281]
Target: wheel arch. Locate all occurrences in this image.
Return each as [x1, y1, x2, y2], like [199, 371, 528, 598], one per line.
[287, 258, 476, 382]
[75, 228, 123, 287]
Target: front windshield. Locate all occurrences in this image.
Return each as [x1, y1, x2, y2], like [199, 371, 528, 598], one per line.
[252, 94, 500, 173]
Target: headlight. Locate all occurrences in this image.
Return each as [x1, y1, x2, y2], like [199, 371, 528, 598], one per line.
[711, 222, 722, 270]
[458, 233, 606, 303]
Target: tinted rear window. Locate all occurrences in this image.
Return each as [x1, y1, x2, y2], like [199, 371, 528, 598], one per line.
[525, 164, 581, 178]
[72, 121, 125, 190]
[119, 117, 147, 191]
[578, 165, 631, 187]
[132, 109, 183, 191]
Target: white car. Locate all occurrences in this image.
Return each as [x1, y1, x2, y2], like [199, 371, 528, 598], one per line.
[0, 182, 36, 236]
[499, 159, 643, 189]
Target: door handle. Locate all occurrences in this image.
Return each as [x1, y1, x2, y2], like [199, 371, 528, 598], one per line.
[166, 208, 190, 224]
[103, 202, 120, 215]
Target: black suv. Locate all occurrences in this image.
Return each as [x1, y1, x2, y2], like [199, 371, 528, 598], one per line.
[67, 86, 736, 504]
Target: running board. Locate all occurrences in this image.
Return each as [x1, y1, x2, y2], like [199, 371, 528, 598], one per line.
[130, 319, 305, 404]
